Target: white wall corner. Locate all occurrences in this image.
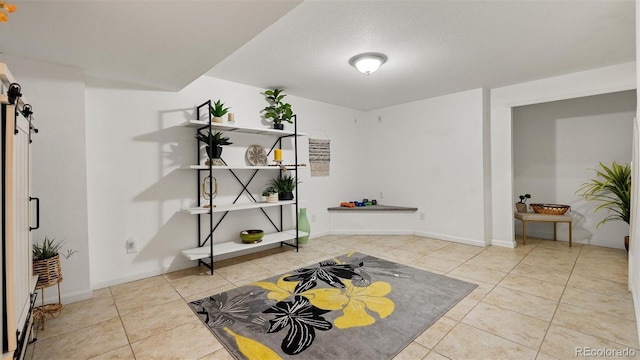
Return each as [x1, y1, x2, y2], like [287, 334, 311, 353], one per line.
[489, 238, 516, 248]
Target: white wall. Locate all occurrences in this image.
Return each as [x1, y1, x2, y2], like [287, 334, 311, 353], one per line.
[513, 91, 635, 248]
[85, 76, 364, 289]
[0, 55, 92, 302]
[491, 62, 636, 247]
[630, 0, 640, 343]
[360, 89, 487, 246]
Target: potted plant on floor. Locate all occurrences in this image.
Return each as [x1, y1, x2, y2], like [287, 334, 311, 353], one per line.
[262, 88, 294, 130]
[32, 236, 76, 328]
[195, 131, 233, 166]
[270, 174, 297, 200]
[210, 99, 230, 123]
[577, 161, 631, 251]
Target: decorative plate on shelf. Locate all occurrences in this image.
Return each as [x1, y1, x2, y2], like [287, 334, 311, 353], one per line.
[246, 145, 268, 166]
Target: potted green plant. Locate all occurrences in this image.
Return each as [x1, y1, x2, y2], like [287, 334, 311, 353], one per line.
[195, 131, 232, 165]
[262, 186, 279, 203]
[262, 88, 294, 130]
[515, 193, 530, 213]
[32, 237, 76, 293]
[270, 174, 297, 200]
[577, 161, 631, 251]
[210, 99, 230, 123]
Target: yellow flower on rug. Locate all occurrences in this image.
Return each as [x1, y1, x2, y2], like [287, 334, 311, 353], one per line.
[252, 274, 298, 301]
[305, 279, 394, 328]
[224, 327, 282, 360]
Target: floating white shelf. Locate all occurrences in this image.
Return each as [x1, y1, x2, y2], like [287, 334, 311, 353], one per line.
[179, 120, 307, 137]
[179, 165, 298, 170]
[180, 230, 308, 260]
[181, 200, 297, 214]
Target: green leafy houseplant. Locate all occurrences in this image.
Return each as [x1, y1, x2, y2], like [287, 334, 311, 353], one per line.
[262, 186, 278, 196]
[270, 174, 297, 200]
[577, 161, 631, 226]
[262, 186, 279, 203]
[262, 88, 294, 130]
[33, 236, 76, 261]
[577, 161, 631, 250]
[195, 131, 232, 159]
[210, 99, 230, 118]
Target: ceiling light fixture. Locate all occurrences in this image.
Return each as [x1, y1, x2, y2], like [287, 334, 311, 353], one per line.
[349, 52, 388, 75]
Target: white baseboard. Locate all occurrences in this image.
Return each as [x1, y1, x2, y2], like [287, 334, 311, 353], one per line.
[90, 233, 331, 291]
[39, 288, 93, 305]
[91, 260, 195, 290]
[490, 238, 516, 248]
[331, 229, 414, 235]
[413, 231, 486, 247]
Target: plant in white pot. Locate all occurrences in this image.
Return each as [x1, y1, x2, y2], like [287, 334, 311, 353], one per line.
[210, 99, 230, 123]
[262, 186, 279, 203]
[516, 193, 531, 213]
[577, 161, 631, 251]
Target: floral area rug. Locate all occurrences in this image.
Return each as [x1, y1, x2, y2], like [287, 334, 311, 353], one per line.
[189, 252, 477, 360]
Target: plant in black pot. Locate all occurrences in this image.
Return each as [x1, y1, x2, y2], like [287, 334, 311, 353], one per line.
[262, 88, 294, 130]
[270, 174, 297, 201]
[195, 131, 232, 166]
[210, 99, 230, 123]
[577, 161, 631, 251]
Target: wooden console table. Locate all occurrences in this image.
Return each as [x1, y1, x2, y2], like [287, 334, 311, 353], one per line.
[514, 212, 573, 247]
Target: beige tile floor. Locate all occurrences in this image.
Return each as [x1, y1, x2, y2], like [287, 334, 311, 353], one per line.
[25, 235, 638, 360]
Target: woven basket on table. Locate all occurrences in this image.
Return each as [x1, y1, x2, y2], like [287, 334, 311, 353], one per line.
[530, 203, 570, 215]
[33, 254, 63, 289]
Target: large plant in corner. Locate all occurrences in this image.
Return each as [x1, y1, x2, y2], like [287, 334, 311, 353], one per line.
[262, 88, 294, 130]
[577, 161, 631, 251]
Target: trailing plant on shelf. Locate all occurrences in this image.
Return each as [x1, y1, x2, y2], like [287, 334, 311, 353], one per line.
[270, 174, 297, 200]
[195, 131, 233, 160]
[577, 161, 631, 250]
[33, 236, 76, 261]
[210, 99, 230, 123]
[262, 88, 294, 130]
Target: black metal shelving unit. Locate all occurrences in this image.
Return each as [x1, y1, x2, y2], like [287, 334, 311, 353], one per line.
[186, 100, 302, 275]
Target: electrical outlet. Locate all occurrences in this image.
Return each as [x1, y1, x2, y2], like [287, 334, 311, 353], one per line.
[311, 214, 317, 222]
[379, 192, 384, 199]
[126, 237, 137, 254]
[419, 212, 426, 221]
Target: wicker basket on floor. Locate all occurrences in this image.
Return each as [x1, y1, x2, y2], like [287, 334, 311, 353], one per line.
[33, 254, 63, 289]
[530, 203, 570, 215]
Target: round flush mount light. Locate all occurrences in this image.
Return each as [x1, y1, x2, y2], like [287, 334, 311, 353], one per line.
[349, 52, 388, 75]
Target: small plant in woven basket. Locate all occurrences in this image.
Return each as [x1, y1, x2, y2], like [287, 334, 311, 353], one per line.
[33, 236, 76, 261]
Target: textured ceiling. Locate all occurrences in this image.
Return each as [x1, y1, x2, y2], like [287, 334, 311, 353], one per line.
[207, 0, 636, 110]
[0, 1, 301, 90]
[0, 1, 634, 111]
